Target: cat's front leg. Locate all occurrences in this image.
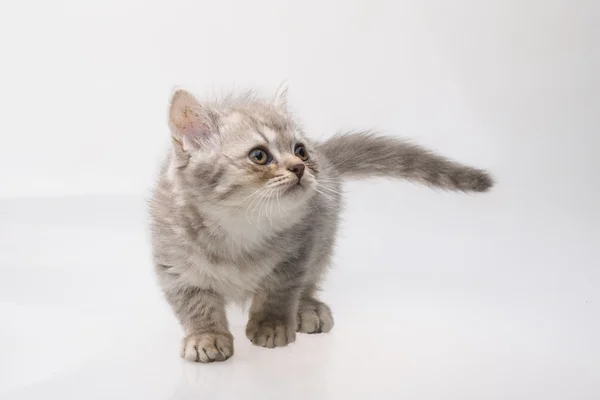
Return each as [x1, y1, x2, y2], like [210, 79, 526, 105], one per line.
[246, 287, 300, 348]
[245, 261, 304, 349]
[163, 282, 233, 362]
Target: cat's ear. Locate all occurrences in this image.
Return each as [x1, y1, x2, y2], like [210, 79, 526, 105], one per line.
[273, 81, 289, 110]
[168, 89, 219, 153]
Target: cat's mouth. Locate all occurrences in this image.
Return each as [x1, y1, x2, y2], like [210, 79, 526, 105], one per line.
[276, 176, 314, 198]
[282, 178, 310, 196]
[285, 182, 303, 193]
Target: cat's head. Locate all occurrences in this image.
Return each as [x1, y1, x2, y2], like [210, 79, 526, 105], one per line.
[167, 84, 319, 220]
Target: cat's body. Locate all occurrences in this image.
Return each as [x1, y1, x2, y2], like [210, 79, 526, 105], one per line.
[149, 85, 493, 362]
[151, 149, 340, 303]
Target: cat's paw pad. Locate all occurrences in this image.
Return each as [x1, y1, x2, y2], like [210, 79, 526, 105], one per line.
[297, 300, 334, 334]
[246, 316, 296, 348]
[180, 332, 233, 363]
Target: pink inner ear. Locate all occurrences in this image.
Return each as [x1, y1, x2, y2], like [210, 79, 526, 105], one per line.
[171, 107, 208, 150]
[180, 125, 205, 150]
[177, 108, 199, 132]
[169, 90, 219, 151]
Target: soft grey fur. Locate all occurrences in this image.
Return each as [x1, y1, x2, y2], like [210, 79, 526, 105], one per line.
[149, 85, 493, 363]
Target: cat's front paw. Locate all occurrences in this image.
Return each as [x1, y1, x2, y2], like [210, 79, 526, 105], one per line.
[180, 332, 234, 363]
[297, 299, 334, 334]
[246, 316, 296, 348]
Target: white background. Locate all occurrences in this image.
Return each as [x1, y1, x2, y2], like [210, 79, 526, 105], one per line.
[1, 0, 599, 399]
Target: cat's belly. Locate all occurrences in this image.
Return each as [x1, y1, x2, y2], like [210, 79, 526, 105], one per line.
[180, 256, 272, 302]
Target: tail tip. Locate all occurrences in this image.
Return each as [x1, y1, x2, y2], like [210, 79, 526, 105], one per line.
[471, 170, 494, 192]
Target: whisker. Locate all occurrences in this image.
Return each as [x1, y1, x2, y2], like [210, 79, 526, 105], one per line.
[276, 190, 282, 214]
[263, 189, 273, 225]
[237, 187, 263, 206]
[252, 191, 267, 225]
[317, 185, 342, 196]
[267, 192, 275, 226]
[317, 183, 342, 191]
[266, 189, 276, 225]
[314, 188, 337, 203]
[256, 188, 273, 226]
[316, 178, 343, 184]
[246, 188, 267, 223]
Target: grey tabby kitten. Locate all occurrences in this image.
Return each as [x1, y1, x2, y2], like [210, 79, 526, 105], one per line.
[149, 84, 493, 363]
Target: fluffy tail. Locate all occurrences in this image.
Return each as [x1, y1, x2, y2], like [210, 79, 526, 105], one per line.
[317, 131, 493, 192]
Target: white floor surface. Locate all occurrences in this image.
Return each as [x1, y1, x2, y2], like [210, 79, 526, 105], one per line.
[1, 182, 599, 399]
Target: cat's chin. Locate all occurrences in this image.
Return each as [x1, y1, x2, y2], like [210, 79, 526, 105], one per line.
[284, 183, 304, 195]
[283, 179, 316, 198]
[275, 181, 315, 209]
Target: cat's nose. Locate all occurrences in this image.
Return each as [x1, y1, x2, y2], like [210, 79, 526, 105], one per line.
[288, 163, 305, 180]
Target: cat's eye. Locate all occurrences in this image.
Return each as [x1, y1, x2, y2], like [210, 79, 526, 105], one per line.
[249, 148, 270, 165]
[294, 144, 309, 161]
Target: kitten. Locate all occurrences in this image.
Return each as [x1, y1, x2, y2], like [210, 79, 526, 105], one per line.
[149, 84, 493, 363]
